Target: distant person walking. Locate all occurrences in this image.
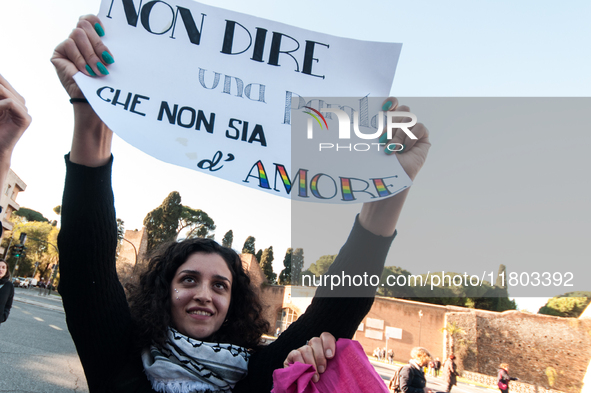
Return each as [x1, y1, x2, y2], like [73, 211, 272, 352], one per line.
[433, 357, 441, 377]
[442, 354, 459, 392]
[399, 347, 434, 393]
[0, 259, 14, 327]
[428, 360, 435, 376]
[497, 363, 518, 393]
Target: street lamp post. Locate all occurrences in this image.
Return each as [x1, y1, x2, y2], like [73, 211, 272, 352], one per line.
[418, 310, 423, 346]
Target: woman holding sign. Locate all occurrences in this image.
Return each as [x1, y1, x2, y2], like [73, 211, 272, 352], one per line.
[53, 16, 430, 393]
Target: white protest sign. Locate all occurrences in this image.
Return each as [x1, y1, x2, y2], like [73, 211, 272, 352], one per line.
[75, 0, 411, 203]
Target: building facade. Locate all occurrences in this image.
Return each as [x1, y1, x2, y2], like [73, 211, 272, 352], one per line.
[0, 169, 27, 255]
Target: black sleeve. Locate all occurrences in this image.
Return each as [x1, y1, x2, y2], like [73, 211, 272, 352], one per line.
[58, 155, 146, 392]
[1, 283, 14, 323]
[236, 217, 396, 392]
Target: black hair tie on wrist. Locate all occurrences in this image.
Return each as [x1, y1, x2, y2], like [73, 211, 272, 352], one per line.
[69, 98, 89, 104]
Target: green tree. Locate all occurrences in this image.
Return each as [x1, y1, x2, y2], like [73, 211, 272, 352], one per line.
[538, 292, 591, 318]
[279, 248, 292, 285]
[301, 268, 315, 284]
[13, 207, 48, 222]
[291, 248, 304, 285]
[116, 218, 125, 242]
[144, 191, 183, 251]
[143, 192, 216, 251]
[242, 236, 256, 255]
[260, 246, 277, 284]
[496, 264, 507, 287]
[115, 218, 125, 260]
[53, 205, 61, 215]
[255, 249, 263, 263]
[442, 321, 465, 355]
[178, 207, 216, 239]
[222, 230, 233, 248]
[309, 255, 336, 276]
[5, 220, 59, 279]
[375, 269, 516, 312]
[378, 266, 416, 298]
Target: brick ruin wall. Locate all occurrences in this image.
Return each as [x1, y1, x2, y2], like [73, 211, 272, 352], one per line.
[447, 310, 591, 392]
[256, 286, 591, 392]
[355, 297, 448, 363]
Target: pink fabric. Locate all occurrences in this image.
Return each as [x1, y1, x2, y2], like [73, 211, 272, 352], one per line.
[271, 339, 389, 393]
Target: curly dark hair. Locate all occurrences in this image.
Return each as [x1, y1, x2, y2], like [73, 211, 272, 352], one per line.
[127, 238, 269, 349]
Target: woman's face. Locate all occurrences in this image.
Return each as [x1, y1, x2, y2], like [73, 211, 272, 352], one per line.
[0, 262, 7, 278]
[170, 252, 233, 340]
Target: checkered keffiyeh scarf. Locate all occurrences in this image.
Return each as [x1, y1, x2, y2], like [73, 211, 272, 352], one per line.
[142, 328, 250, 393]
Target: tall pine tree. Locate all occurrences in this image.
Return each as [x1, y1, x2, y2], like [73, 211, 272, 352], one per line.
[242, 236, 256, 255]
[143, 192, 183, 251]
[260, 246, 276, 284]
[143, 192, 216, 251]
[222, 230, 234, 248]
[279, 248, 292, 285]
[291, 248, 304, 285]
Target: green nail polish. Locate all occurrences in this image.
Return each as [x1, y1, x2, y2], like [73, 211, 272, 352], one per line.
[102, 51, 115, 64]
[382, 101, 393, 111]
[85, 64, 97, 76]
[379, 133, 388, 144]
[96, 62, 109, 75]
[386, 144, 395, 155]
[94, 23, 105, 37]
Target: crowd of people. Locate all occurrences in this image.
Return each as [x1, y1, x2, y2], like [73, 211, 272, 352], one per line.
[375, 347, 396, 364]
[386, 349, 456, 393]
[386, 348, 517, 393]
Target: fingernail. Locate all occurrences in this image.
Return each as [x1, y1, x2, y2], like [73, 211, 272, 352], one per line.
[94, 23, 105, 37]
[382, 101, 393, 111]
[318, 365, 325, 373]
[313, 374, 319, 383]
[102, 51, 115, 64]
[96, 62, 109, 75]
[85, 64, 97, 76]
[386, 144, 397, 155]
[397, 144, 405, 154]
[379, 133, 388, 145]
[326, 349, 333, 357]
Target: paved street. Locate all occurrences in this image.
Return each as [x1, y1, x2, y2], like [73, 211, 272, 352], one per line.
[371, 360, 497, 393]
[0, 287, 88, 393]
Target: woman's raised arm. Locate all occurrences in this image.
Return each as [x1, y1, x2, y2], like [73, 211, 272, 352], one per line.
[51, 15, 114, 167]
[0, 74, 31, 196]
[359, 97, 431, 237]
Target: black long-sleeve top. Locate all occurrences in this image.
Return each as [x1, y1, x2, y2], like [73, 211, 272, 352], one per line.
[58, 155, 395, 392]
[399, 362, 427, 393]
[0, 280, 14, 323]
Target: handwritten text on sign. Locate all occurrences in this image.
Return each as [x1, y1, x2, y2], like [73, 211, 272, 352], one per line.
[74, 0, 410, 203]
